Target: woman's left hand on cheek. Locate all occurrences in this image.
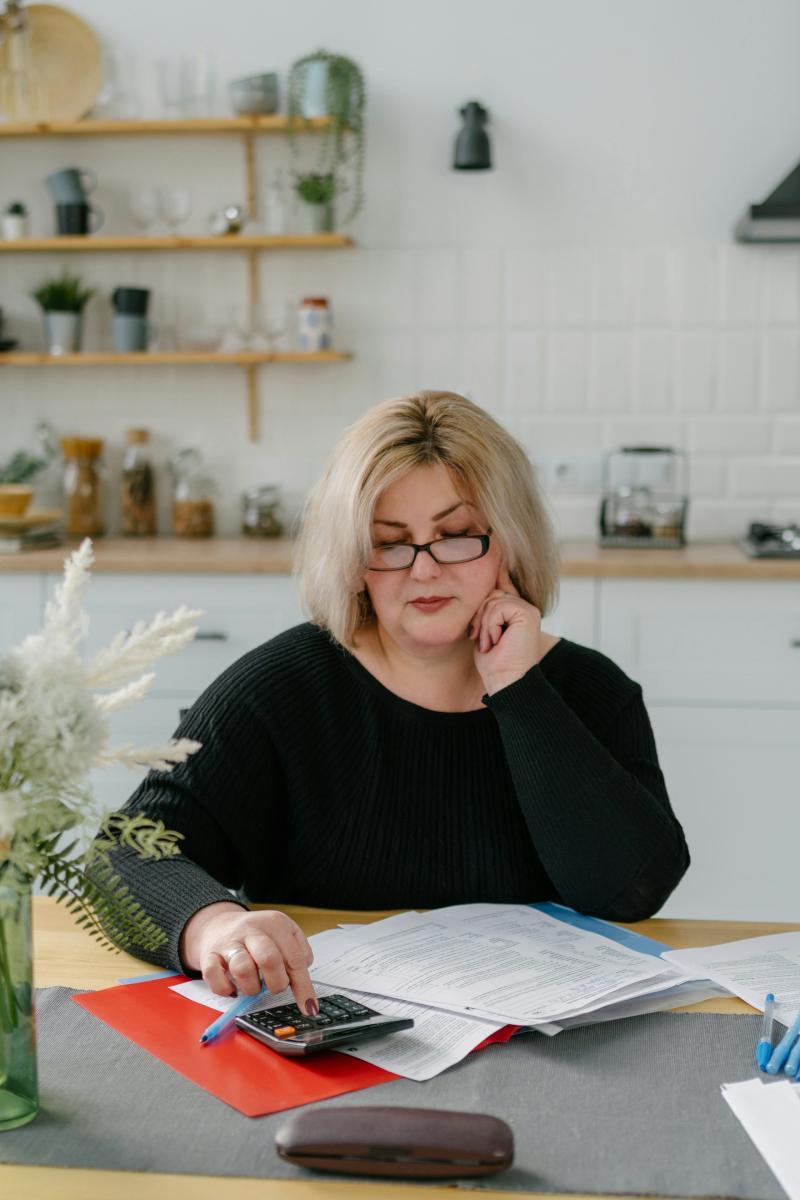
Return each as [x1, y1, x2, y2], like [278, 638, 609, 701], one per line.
[469, 566, 543, 695]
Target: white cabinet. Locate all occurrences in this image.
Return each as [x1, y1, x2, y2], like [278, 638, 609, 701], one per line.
[0, 574, 46, 652]
[598, 579, 800, 705]
[650, 706, 800, 921]
[542, 577, 598, 648]
[597, 577, 800, 920]
[44, 572, 303, 701]
[40, 573, 303, 822]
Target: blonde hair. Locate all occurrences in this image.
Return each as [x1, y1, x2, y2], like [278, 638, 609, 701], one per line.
[295, 391, 560, 646]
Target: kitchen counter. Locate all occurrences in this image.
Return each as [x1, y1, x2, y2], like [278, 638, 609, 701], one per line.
[1, 537, 799, 578]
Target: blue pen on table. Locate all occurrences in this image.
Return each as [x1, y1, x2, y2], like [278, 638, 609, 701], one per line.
[765, 1010, 800, 1075]
[200, 982, 267, 1045]
[756, 993, 776, 1070]
[784, 1029, 800, 1079]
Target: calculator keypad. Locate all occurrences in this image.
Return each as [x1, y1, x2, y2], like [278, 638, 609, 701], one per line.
[246, 993, 379, 1037]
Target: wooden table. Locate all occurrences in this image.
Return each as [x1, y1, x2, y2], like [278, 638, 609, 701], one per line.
[4, 898, 797, 1200]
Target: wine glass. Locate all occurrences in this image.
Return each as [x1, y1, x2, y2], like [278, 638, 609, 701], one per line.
[128, 187, 158, 234]
[218, 305, 249, 353]
[263, 301, 291, 352]
[157, 186, 192, 235]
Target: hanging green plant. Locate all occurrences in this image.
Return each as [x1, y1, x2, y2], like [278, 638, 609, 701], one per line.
[294, 172, 336, 206]
[287, 49, 365, 223]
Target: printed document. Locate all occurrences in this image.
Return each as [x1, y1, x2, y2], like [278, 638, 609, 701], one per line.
[308, 904, 692, 1026]
[170, 978, 505, 1081]
[664, 931, 800, 1019]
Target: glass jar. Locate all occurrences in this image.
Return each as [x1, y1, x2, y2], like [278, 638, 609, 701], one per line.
[60, 437, 105, 538]
[297, 296, 331, 352]
[607, 486, 653, 538]
[241, 485, 284, 538]
[121, 428, 156, 537]
[169, 448, 215, 538]
[0, 868, 38, 1131]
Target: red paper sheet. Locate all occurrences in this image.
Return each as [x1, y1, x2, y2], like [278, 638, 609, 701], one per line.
[73, 975, 398, 1117]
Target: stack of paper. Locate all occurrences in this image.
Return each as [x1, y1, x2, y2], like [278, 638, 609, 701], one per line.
[309, 904, 702, 1027]
[175, 902, 716, 1082]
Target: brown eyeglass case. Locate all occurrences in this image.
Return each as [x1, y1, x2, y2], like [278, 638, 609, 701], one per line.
[275, 1105, 514, 1178]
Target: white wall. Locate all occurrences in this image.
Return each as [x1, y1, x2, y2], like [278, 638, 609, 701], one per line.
[1, 0, 800, 536]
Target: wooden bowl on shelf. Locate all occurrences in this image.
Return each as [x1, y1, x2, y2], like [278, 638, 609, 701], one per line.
[0, 486, 34, 517]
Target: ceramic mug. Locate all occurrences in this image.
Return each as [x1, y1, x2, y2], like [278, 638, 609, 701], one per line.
[55, 202, 104, 236]
[112, 287, 150, 316]
[46, 167, 98, 204]
[112, 313, 158, 352]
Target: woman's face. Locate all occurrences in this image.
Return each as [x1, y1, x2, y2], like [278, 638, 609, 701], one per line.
[364, 463, 503, 653]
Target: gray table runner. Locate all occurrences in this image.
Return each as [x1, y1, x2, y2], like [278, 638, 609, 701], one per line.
[0, 988, 785, 1198]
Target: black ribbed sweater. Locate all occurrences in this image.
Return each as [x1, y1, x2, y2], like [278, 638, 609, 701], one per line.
[107, 623, 689, 972]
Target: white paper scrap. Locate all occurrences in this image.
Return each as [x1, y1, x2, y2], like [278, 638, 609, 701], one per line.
[721, 1077, 800, 1199]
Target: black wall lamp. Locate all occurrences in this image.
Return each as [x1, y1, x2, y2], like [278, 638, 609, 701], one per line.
[453, 101, 492, 170]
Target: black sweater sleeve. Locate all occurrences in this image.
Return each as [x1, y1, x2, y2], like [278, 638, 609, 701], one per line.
[93, 659, 283, 972]
[484, 665, 689, 920]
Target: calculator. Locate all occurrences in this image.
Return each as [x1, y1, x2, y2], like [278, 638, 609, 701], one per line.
[235, 993, 414, 1057]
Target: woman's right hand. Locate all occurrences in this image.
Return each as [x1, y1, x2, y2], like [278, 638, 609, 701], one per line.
[180, 901, 319, 1014]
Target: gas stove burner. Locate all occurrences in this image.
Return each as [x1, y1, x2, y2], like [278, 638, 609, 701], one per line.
[738, 521, 800, 558]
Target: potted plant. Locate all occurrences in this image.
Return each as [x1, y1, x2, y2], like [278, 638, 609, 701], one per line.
[287, 50, 365, 224]
[0, 447, 47, 518]
[2, 202, 29, 241]
[31, 271, 94, 355]
[294, 172, 336, 234]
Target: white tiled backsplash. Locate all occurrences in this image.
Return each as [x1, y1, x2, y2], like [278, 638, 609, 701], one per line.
[2, 241, 799, 539]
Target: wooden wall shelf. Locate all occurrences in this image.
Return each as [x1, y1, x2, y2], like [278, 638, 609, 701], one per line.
[0, 234, 353, 252]
[0, 115, 354, 445]
[0, 350, 352, 442]
[0, 116, 338, 137]
[0, 351, 351, 366]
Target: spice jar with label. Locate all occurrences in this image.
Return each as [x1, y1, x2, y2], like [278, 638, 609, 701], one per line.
[297, 296, 331, 351]
[121, 428, 156, 536]
[169, 448, 216, 537]
[61, 437, 105, 538]
[242, 485, 284, 537]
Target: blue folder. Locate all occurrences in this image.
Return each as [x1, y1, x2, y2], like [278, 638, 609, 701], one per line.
[530, 901, 672, 956]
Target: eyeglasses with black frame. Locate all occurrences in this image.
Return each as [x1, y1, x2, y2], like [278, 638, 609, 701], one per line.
[367, 531, 492, 572]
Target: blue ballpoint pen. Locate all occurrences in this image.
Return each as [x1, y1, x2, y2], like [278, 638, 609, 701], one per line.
[756, 993, 776, 1071]
[765, 1010, 800, 1075]
[200, 982, 267, 1045]
[784, 1029, 800, 1078]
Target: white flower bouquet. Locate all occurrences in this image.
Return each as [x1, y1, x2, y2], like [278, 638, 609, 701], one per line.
[0, 538, 205, 1128]
[0, 538, 203, 955]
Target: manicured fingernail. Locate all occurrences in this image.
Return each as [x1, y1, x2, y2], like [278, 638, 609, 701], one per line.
[306, 998, 319, 1016]
[467, 624, 474, 637]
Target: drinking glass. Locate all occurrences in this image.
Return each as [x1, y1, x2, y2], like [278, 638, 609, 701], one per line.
[217, 305, 249, 353]
[128, 188, 158, 234]
[181, 53, 217, 117]
[263, 301, 291, 351]
[157, 59, 184, 116]
[158, 187, 192, 235]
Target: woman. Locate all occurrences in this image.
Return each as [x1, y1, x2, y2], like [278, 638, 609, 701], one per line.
[105, 391, 689, 1016]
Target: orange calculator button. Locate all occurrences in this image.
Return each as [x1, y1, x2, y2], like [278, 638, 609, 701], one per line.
[273, 1026, 297, 1038]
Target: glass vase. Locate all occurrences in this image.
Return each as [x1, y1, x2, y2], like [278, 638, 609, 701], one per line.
[0, 868, 38, 1130]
